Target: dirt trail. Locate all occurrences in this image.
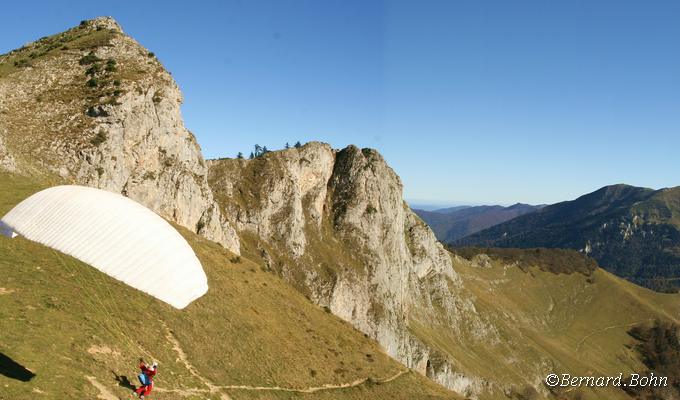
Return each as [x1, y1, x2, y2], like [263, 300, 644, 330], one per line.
[576, 319, 653, 351]
[156, 370, 409, 396]
[161, 321, 232, 399]
[86, 376, 118, 400]
[216, 370, 408, 393]
[159, 321, 408, 398]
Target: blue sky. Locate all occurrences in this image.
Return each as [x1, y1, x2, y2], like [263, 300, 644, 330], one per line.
[1, 1, 678, 205]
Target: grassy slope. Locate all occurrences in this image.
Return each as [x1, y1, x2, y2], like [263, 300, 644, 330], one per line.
[416, 252, 680, 399]
[0, 172, 458, 400]
[0, 23, 113, 79]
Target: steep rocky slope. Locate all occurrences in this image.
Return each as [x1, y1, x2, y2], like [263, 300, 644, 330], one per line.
[455, 184, 680, 292]
[209, 144, 492, 395]
[0, 17, 238, 252]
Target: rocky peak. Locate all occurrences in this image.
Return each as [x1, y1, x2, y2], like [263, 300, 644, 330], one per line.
[0, 18, 239, 252]
[208, 142, 488, 394]
[87, 16, 124, 32]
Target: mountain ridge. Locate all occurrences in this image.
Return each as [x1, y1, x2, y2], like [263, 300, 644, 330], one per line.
[455, 183, 680, 292]
[413, 203, 543, 242]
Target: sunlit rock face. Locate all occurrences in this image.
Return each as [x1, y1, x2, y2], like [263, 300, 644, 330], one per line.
[209, 143, 491, 395]
[0, 17, 239, 252]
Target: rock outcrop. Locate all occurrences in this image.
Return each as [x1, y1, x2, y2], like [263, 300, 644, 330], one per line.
[0, 17, 239, 252]
[208, 142, 335, 258]
[209, 143, 494, 395]
[0, 133, 17, 172]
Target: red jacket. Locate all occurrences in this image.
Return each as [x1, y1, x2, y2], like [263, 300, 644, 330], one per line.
[139, 363, 157, 383]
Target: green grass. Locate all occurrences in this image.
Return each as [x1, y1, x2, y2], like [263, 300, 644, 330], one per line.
[0, 172, 458, 399]
[412, 252, 680, 400]
[0, 23, 116, 80]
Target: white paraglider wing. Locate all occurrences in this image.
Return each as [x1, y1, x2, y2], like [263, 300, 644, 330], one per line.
[0, 185, 208, 309]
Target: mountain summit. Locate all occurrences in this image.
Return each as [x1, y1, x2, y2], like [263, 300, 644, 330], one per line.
[0, 16, 239, 252]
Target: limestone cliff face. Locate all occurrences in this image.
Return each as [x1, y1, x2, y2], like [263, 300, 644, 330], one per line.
[209, 143, 494, 396]
[0, 17, 238, 252]
[208, 143, 335, 258]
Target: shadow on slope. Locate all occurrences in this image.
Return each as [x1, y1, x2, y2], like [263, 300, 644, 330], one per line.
[0, 352, 35, 382]
[111, 370, 136, 391]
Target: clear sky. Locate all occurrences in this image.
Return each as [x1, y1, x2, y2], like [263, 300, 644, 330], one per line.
[1, 1, 678, 205]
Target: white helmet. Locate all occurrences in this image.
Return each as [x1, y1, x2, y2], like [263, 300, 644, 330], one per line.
[152, 361, 158, 368]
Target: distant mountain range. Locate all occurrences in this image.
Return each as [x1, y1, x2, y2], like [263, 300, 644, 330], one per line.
[454, 184, 680, 292]
[426, 205, 471, 213]
[413, 203, 544, 242]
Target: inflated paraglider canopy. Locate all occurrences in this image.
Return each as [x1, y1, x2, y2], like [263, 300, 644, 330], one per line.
[0, 185, 208, 309]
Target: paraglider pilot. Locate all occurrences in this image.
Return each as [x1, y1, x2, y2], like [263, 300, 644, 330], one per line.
[134, 358, 157, 399]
